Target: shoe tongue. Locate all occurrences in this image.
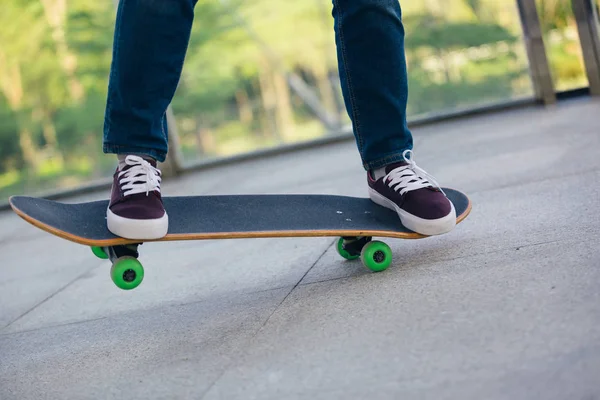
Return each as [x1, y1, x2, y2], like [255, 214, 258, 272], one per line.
[384, 161, 439, 192]
[385, 161, 408, 174]
[118, 155, 157, 171]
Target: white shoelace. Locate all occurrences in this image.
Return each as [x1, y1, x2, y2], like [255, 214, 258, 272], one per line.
[385, 150, 444, 195]
[118, 155, 162, 196]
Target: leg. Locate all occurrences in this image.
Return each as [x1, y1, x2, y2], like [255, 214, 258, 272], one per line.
[332, 0, 412, 171]
[103, 0, 197, 240]
[332, 0, 456, 236]
[103, 0, 197, 162]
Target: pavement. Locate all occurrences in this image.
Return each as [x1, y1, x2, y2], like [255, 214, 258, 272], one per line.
[1, 98, 599, 399]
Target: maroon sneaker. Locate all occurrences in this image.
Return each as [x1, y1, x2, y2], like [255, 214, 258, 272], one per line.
[107, 155, 168, 239]
[367, 150, 456, 236]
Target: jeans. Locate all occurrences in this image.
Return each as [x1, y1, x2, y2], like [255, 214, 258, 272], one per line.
[103, 0, 413, 170]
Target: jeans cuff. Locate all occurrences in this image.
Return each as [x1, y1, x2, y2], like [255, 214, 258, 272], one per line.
[362, 151, 410, 171]
[103, 144, 167, 163]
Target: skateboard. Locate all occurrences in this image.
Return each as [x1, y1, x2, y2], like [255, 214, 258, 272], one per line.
[9, 189, 471, 290]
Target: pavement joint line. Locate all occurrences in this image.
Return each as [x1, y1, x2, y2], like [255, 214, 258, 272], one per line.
[0, 283, 293, 337]
[1, 263, 103, 334]
[297, 235, 599, 288]
[0, 249, 341, 336]
[0, 316, 110, 338]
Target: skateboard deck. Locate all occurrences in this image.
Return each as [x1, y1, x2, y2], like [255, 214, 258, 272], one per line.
[9, 189, 471, 290]
[10, 189, 471, 245]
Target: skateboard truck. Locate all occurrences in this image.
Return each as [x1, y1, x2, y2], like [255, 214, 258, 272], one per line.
[340, 236, 372, 257]
[336, 236, 393, 272]
[91, 244, 145, 290]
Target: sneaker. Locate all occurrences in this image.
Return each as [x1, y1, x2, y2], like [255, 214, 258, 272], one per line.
[107, 155, 169, 239]
[367, 150, 456, 236]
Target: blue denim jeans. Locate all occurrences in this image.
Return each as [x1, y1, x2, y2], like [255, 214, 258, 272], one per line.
[103, 0, 413, 170]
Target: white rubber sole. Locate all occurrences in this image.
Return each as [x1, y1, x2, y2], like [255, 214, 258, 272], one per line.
[368, 188, 456, 236]
[107, 208, 169, 240]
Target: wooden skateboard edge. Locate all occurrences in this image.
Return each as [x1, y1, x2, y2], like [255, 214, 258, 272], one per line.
[9, 194, 472, 247]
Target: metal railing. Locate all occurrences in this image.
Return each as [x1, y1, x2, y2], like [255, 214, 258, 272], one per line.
[516, 0, 556, 104]
[572, 0, 600, 95]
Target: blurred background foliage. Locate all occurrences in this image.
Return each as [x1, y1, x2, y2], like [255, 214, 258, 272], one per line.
[0, 0, 590, 200]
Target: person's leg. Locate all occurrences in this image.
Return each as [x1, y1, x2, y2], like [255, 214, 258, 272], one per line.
[332, 0, 412, 170]
[332, 0, 456, 235]
[103, 0, 197, 161]
[103, 0, 197, 239]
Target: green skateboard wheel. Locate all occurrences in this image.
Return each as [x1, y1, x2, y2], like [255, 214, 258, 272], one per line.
[360, 241, 392, 272]
[336, 237, 360, 260]
[91, 246, 108, 260]
[111, 257, 144, 290]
